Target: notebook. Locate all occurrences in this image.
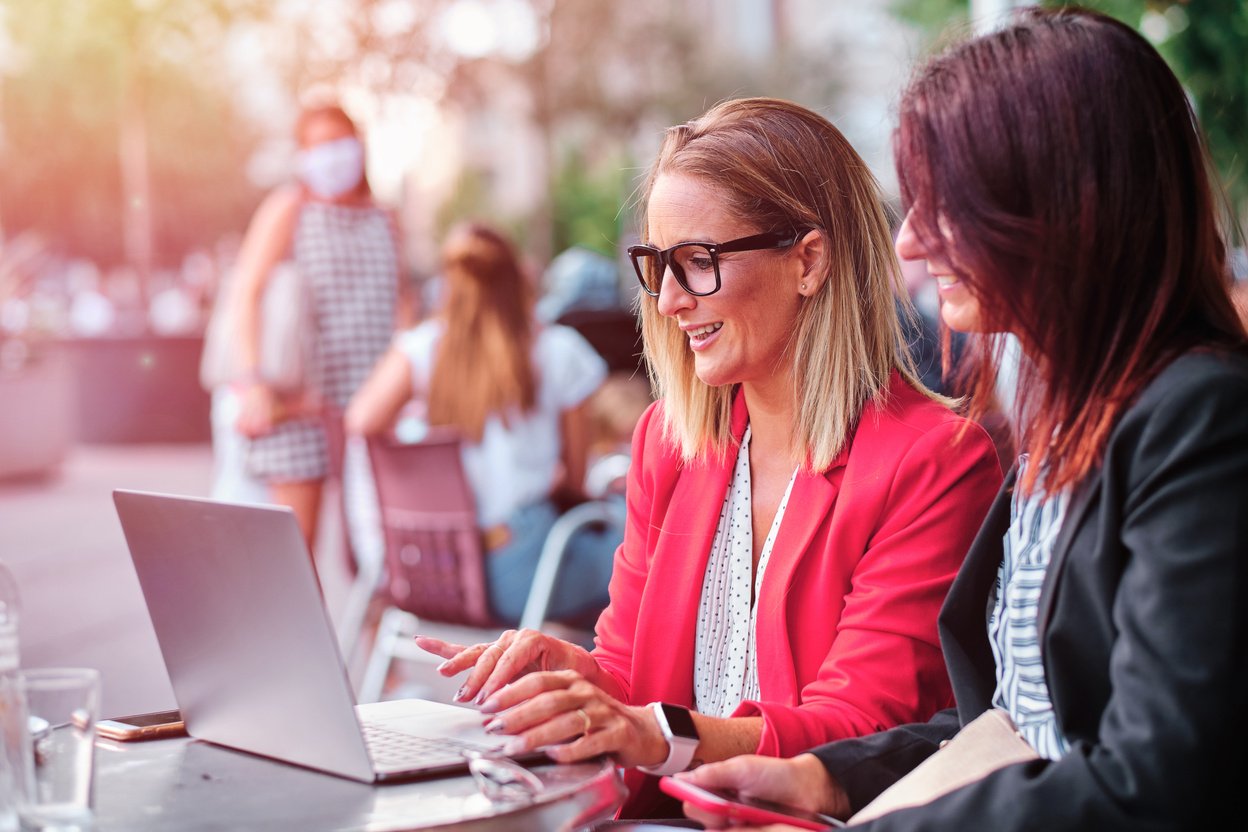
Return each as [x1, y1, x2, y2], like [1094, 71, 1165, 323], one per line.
[113, 489, 536, 783]
[847, 708, 1040, 824]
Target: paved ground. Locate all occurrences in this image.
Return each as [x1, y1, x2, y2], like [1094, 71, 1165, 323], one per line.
[0, 443, 360, 717]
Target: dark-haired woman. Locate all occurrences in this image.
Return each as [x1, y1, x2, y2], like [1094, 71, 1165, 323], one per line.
[233, 104, 400, 551]
[675, 7, 1248, 831]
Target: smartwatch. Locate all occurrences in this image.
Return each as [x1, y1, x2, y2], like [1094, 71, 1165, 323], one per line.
[637, 702, 700, 776]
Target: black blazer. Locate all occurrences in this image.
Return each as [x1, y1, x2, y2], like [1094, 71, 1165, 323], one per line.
[812, 350, 1248, 831]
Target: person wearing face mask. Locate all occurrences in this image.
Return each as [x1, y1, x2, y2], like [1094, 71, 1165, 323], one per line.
[231, 102, 401, 553]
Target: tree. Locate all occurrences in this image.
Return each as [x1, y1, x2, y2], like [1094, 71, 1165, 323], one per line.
[891, 0, 1248, 226]
[1054, 1, 1248, 227]
[287, 0, 847, 262]
[0, 0, 270, 281]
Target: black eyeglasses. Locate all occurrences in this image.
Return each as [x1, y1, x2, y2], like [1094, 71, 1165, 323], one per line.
[627, 228, 812, 297]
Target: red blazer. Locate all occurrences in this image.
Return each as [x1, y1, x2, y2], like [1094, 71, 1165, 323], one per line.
[591, 372, 1002, 816]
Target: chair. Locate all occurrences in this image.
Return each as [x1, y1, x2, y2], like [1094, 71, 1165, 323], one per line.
[348, 430, 494, 703]
[352, 430, 630, 703]
[365, 429, 495, 628]
[518, 453, 629, 632]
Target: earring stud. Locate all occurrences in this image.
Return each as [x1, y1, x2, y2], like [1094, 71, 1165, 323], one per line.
[800, 282, 807, 291]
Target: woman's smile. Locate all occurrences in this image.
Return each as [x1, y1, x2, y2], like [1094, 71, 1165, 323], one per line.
[682, 320, 724, 350]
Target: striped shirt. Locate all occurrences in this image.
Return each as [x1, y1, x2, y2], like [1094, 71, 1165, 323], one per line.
[987, 456, 1071, 760]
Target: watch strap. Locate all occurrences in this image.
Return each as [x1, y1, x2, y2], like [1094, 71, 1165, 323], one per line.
[637, 702, 700, 776]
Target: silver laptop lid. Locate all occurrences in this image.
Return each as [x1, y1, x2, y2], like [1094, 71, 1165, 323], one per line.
[113, 490, 375, 782]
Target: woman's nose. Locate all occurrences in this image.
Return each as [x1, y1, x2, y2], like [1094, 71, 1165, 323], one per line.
[655, 264, 695, 318]
[894, 210, 925, 263]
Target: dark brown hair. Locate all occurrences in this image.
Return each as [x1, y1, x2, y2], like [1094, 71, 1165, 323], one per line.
[896, 7, 1246, 493]
[428, 223, 536, 441]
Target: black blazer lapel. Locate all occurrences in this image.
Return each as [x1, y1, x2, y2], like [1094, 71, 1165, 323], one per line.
[1036, 474, 1100, 640]
[938, 466, 1017, 723]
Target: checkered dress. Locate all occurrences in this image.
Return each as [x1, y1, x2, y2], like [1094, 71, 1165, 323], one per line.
[247, 201, 398, 482]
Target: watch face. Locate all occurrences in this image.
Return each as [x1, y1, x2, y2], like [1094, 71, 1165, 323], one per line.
[660, 704, 699, 739]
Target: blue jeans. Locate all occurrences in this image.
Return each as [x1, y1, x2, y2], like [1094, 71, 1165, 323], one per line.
[486, 498, 621, 627]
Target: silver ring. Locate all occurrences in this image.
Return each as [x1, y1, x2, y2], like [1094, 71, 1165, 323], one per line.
[575, 708, 592, 736]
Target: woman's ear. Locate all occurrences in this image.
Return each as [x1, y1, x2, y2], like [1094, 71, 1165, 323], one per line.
[795, 229, 828, 297]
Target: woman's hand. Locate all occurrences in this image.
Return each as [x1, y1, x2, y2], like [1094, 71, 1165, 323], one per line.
[674, 753, 851, 828]
[415, 629, 602, 706]
[235, 382, 279, 438]
[478, 669, 669, 769]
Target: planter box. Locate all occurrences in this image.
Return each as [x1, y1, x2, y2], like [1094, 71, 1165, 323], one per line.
[58, 336, 211, 444]
[0, 347, 75, 479]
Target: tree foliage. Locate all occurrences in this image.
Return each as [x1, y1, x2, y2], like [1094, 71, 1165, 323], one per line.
[1054, 0, 1248, 222]
[892, 0, 1248, 223]
[295, 0, 846, 259]
[0, 0, 268, 268]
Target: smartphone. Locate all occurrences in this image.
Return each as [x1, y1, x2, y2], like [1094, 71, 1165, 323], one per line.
[96, 709, 187, 742]
[660, 776, 845, 830]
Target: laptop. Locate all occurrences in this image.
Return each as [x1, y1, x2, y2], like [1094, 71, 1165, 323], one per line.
[113, 488, 538, 783]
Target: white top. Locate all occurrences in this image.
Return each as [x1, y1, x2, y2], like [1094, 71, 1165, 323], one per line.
[987, 455, 1072, 761]
[395, 321, 607, 528]
[693, 426, 798, 718]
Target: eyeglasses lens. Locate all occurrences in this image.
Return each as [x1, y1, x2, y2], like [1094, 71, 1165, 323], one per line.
[633, 244, 718, 296]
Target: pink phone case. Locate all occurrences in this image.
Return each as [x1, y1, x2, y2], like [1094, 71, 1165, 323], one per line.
[659, 776, 834, 830]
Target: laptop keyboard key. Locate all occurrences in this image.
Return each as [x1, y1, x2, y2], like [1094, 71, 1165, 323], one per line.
[362, 724, 501, 769]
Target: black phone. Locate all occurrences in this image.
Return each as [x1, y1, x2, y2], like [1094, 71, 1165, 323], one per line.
[96, 708, 186, 742]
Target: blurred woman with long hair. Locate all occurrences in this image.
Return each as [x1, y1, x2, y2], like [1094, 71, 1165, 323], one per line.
[346, 222, 616, 625]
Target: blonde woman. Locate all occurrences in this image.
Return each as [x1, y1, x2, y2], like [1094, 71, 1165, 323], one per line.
[345, 223, 615, 625]
[418, 99, 1003, 818]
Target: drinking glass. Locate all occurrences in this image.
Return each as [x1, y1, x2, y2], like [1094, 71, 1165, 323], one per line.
[11, 669, 101, 831]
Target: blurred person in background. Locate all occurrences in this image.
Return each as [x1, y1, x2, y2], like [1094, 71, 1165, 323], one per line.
[535, 246, 622, 324]
[671, 9, 1248, 831]
[228, 103, 401, 552]
[417, 98, 1002, 819]
[344, 222, 618, 626]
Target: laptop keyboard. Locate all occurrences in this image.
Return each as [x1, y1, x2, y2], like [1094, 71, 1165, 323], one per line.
[362, 723, 500, 769]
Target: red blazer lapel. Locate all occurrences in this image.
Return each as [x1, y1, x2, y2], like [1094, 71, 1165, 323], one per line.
[631, 391, 750, 706]
[754, 451, 847, 702]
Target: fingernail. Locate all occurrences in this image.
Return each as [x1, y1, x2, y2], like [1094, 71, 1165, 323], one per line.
[479, 697, 499, 714]
[437, 660, 451, 673]
[484, 719, 505, 735]
[503, 738, 525, 756]
[453, 686, 468, 702]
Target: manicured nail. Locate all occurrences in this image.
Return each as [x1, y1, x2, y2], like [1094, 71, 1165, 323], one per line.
[454, 686, 468, 702]
[437, 660, 451, 673]
[479, 696, 500, 714]
[484, 719, 505, 735]
[503, 738, 525, 756]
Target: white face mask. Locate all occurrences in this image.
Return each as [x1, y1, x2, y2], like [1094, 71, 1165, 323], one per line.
[296, 136, 365, 199]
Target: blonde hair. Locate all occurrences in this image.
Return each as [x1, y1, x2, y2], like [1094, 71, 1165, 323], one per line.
[638, 97, 930, 471]
[428, 223, 536, 441]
